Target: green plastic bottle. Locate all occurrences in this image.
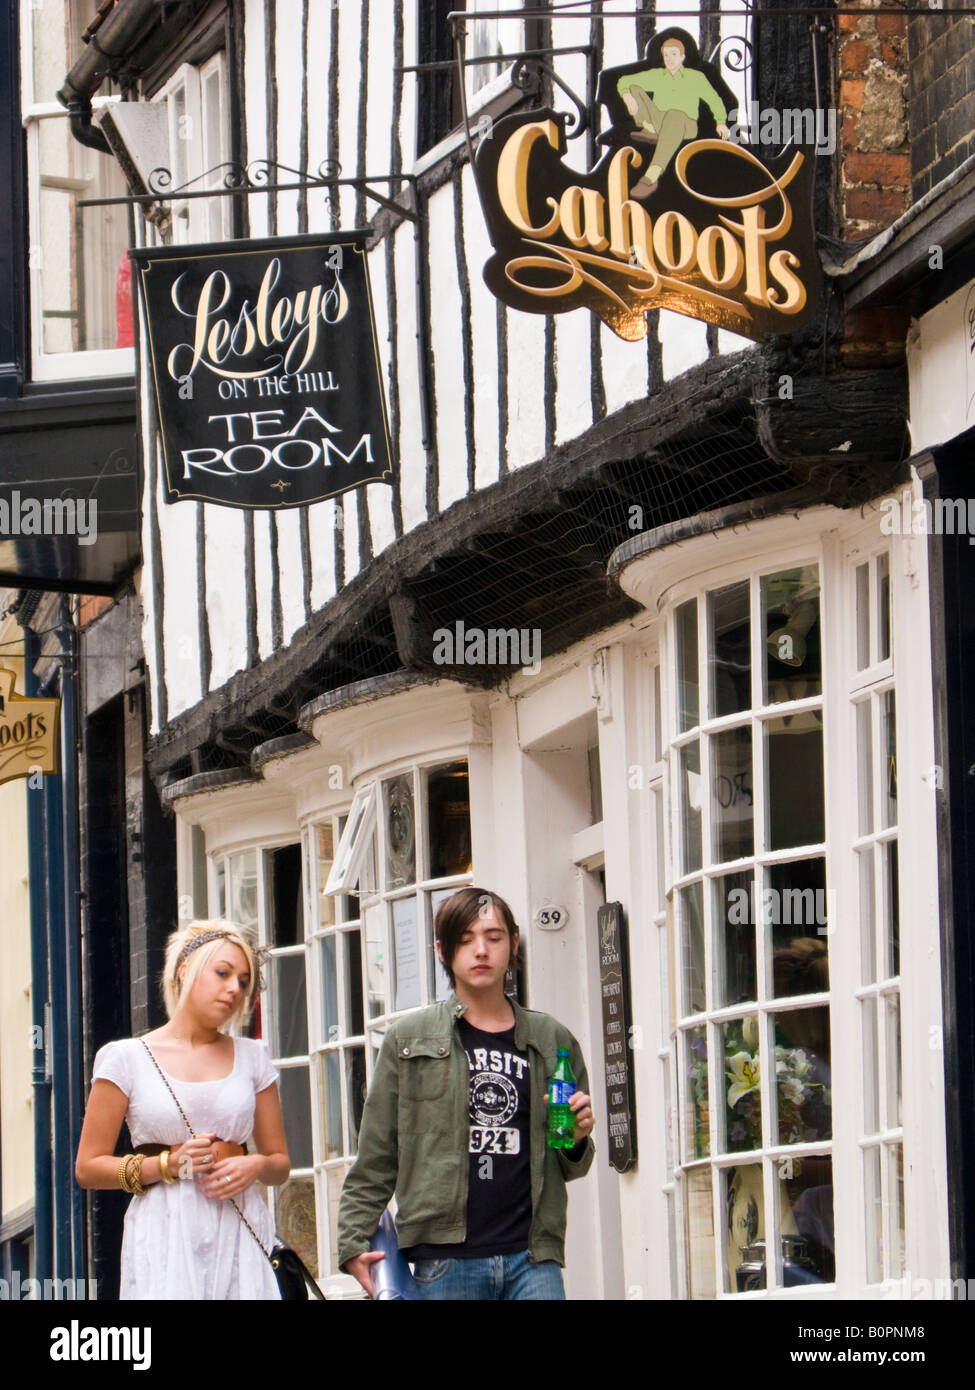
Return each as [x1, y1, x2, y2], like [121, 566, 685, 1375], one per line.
[546, 1048, 576, 1150]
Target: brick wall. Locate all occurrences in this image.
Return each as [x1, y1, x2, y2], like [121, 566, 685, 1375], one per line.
[838, 5, 911, 238]
[909, 11, 975, 200]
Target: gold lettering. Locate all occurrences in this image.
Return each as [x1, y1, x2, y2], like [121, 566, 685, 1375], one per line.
[652, 211, 697, 275]
[696, 224, 744, 291]
[558, 186, 609, 252]
[496, 120, 561, 239]
[607, 147, 654, 270]
[767, 250, 806, 314]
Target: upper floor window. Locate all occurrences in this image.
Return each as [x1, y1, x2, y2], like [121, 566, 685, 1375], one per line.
[22, 0, 134, 381]
[417, 0, 534, 160]
[153, 52, 230, 245]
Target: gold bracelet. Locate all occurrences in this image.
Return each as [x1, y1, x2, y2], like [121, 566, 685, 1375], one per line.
[123, 1152, 147, 1197]
[117, 1154, 134, 1193]
[158, 1149, 177, 1185]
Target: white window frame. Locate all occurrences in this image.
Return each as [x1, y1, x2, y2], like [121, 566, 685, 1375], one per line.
[152, 52, 230, 245]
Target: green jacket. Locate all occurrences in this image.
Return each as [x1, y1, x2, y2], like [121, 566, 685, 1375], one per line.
[337, 995, 595, 1269]
[618, 66, 727, 124]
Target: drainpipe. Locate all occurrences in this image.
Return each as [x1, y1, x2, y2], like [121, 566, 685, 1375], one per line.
[22, 618, 52, 1289]
[57, 596, 85, 1283]
[56, 0, 157, 153]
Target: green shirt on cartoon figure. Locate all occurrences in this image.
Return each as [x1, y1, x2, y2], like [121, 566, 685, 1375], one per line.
[617, 38, 731, 197]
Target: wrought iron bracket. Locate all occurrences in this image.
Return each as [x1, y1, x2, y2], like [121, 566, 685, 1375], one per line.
[78, 159, 419, 224]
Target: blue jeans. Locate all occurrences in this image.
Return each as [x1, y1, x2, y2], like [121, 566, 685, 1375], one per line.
[412, 1250, 565, 1301]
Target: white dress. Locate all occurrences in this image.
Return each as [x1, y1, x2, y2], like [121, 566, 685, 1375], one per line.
[92, 1036, 282, 1300]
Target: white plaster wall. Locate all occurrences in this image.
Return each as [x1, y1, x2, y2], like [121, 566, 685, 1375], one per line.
[428, 183, 469, 510]
[365, 244, 398, 558]
[506, 312, 548, 470]
[394, 222, 428, 533]
[244, 0, 269, 240]
[464, 163, 502, 490]
[908, 277, 975, 453]
[254, 510, 275, 658]
[204, 507, 249, 691]
[276, 507, 307, 647]
[308, 497, 338, 613]
[337, 0, 363, 231]
[556, 307, 595, 447]
[660, 311, 710, 381]
[272, 0, 305, 238]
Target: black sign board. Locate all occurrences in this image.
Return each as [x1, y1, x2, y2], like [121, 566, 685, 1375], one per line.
[475, 28, 819, 343]
[598, 901, 638, 1173]
[131, 233, 393, 509]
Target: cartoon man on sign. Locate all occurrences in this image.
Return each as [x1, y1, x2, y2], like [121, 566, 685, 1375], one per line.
[616, 35, 732, 198]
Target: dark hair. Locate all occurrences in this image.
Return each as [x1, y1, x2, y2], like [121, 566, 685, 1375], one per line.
[435, 887, 519, 987]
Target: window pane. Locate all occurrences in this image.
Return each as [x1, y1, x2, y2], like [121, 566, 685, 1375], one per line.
[325, 1167, 346, 1276]
[653, 785, 666, 914]
[346, 1045, 367, 1154]
[431, 887, 456, 1001]
[686, 1168, 716, 1298]
[856, 562, 870, 671]
[773, 1009, 831, 1145]
[885, 994, 902, 1130]
[714, 872, 755, 1007]
[762, 566, 821, 703]
[344, 930, 365, 1037]
[319, 1048, 341, 1158]
[392, 896, 422, 1012]
[363, 902, 385, 1018]
[684, 1026, 709, 1161]
[320, 935, 338, 1042]
[765, 712, 825, 851]
[383, 774, 416, 888]
[766, 859, 829, 997]
[679, 882, 705, 1016]
[881, 691, 897, 828]
[877, 552, 891, 662]
[862, 997, 880, 1134]
[864, 1146, 884, 1282]
[679, 741, 702, 873]
[726, 1164, 765, 1291]
[267, 844, 302, 947]
[278, 1065, 313, 1169]
[271, 954, 308, 1057]
[775, 1154, 834, 1285]
[317, 824, 337, 929]
[859, 847, 877, 985]
[228, 850, 258, 935]
[274, 1175, 318, 1279]
[883, 840, 900, 978]
[427, 762, 472, 879]
[675, 599, 699, 732]
[708, 580, 751, 718]
[723, 1016, 761, 1153]
[889, 1143, 905, 1276]
[856, 700, 874, 837]
[711, 726, 753, 862]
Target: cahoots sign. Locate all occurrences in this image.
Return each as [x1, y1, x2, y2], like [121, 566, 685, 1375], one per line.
[476, 30, 819, 342]
[0, 668, 60, 788]
[132, 233, 393, 508]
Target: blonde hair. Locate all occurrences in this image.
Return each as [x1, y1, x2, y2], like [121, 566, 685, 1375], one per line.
[162, 919, 259, 1025]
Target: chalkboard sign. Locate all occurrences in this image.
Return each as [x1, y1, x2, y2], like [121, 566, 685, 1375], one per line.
[598, 901, 637, 1173]
[132, 233, 393, 509]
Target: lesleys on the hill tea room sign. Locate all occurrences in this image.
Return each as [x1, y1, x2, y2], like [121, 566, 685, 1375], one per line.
[133, 233, 394, 509]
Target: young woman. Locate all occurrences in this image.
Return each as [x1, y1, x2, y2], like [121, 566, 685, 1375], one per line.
[76, 919, 290, 1300]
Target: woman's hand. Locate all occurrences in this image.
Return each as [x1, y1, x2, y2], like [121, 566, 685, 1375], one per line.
[169, 1134, 220, 1181]
[198, 1153, 265, 1201]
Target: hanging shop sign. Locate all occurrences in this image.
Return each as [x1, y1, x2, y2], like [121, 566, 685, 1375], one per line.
[0, 668, 60, 787]
[475, 29, 819, 343]
[132, 233, 394, 509]
[597, 901, 638, 1173]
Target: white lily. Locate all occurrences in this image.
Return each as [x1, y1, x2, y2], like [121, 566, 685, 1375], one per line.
[726, 1051, 760, 1108]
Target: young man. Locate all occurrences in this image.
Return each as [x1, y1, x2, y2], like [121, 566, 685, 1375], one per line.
[618, 37, 731, 196]
[338, 887, 595, 1300]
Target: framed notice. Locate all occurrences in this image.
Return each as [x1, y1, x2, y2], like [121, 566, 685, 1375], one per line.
[597, 901, 638, 1173]
[132, 232, 394, 509]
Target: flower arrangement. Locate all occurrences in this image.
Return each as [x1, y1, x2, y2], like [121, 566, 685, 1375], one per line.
[688, 1017, 831, 1155]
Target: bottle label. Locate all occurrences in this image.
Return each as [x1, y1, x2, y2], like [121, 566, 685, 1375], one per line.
[549, 1081, 575, 1106]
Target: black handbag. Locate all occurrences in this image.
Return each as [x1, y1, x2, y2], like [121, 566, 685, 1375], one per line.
[140, 1039, 325, 1301]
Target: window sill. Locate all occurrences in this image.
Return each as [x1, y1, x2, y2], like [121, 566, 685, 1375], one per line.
[413, 70, 527, 177]
[30, 348, 136, 385]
